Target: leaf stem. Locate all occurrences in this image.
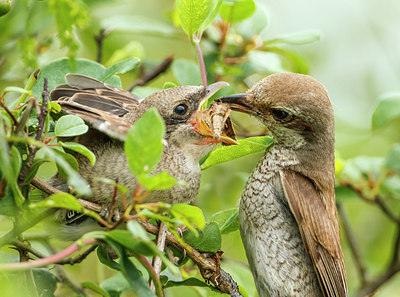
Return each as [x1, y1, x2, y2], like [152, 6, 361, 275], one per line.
[193, 35, 207, 86]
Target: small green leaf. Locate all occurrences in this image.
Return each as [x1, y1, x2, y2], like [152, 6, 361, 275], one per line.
[31, 192, 99, 219]
[172, 59, 202, 85]
[100, 273, 130, 296]
[385, 144, 400, 172]
[169, 204, 206, 231]
[124, 108, 165, 176]
[210, 208, 239, 234]
[372, 93, 400, 129]
[97, 244, 121, 271]
[41, 146, 91, 196]
[0, 0, 11, 17]
[183, 222, 221, 252]
[50, 102, 61, 113]
[138, 172, 176, 191]
[55, 115, 88, 137]
[202, 0, 224, 30]
[264, 31, 321, 46]
[163, 82, 178, 89]
[59, 141, 96, 165]
[164, 277, 208, 288]
[23, 159, 48, 185]
[102, 57, 141, 81]
[32, 58, 122, 99]
[220, 0, 256, 23]
[82, 282, 111, 297]
[3, 86, 31, 95]
[176, 0, 215, 41]
[201, 136, 273, 170]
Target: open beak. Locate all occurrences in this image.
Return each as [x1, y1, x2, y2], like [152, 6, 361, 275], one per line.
[192, 82, 239, 146]
[219, 93, 256, 115]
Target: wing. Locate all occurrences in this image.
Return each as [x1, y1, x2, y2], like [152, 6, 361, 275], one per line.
[280, 169, 348, 297]
[50, 74, 141, 141]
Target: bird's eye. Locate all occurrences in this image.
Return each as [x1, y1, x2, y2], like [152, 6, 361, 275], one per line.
[271, 109, 291, 121]
[174, 103, 189, 116]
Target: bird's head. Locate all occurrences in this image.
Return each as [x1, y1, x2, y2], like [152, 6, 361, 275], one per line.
[136, 83, 238, 159]
[220, 72, 334, 151]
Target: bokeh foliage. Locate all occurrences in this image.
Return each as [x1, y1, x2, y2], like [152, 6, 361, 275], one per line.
[1, 0, 400, 297]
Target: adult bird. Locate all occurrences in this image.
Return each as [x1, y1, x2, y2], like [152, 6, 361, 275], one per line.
[220, 73, 348, 297]
[49, 74, 237, 239]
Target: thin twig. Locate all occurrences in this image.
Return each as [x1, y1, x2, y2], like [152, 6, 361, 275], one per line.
[149, 221, 168, 294]
[135, 252, 164, 297]
[94, 29, 109, 63]
[0, 95, 19, 125]
[339, 180, 400, 225]
[128, 55, 174, 91]
[11, 239, 47, 259]
[337, 203, 369, 284]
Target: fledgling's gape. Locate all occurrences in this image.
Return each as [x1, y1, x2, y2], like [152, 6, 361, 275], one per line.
[49, 74, 237, 240]
[221, 73, 348, 297]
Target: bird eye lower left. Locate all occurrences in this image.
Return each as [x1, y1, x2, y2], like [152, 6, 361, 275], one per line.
[174, 103, 189, 116]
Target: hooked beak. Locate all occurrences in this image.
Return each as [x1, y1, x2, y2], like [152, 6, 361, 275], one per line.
[192, 82, 239, 146]
[219, 93, 256, 115]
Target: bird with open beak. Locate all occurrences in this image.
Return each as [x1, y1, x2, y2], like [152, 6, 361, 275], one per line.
[220, 72, 348, 297]
[49, 74, 237, 239]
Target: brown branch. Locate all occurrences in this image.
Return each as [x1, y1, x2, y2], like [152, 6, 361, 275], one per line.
[339, 180, 400, 225]
[19, 79, 49, 184]
[29, 178, 242, 296]
[138, 219, 242, 297]
[150, 221, 168, 293]
[0, 95, 19, 126]
[337, 202, 369, 284]
[128, 55, 174, 92]
[94, 29, 110, 63]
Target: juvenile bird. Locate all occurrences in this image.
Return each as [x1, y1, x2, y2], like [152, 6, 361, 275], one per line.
[50, 74, 236, 238]
[221, 73, 348, 297]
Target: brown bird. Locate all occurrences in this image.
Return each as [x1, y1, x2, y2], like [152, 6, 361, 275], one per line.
[220, 73, 348, 297]
[49, 74, 236, 239]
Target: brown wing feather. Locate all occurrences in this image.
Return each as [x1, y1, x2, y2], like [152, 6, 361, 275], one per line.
[280, 169, 348, 297]
[50, 74, 141, 141]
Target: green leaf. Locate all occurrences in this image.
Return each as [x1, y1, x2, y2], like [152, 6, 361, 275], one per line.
[372, 93, 400, 129]
[55, 115, 88, 137]
[0, 0, 11, 17]
[82, 282, 111, 297]
[100, 273, 130, 296]
[220, 0, 256, 23]
[3, 86, 31, 95]
[201, 136, 273, 170]
[32, 268, 60, 297]
[172, 59, 202, 85]
[202, 0, 224, 30]
[102, 57, 141, 81]
[264, 31, 321, 46]
[41, 146, 91, 196]
[138, 172, 177, 191]
[169, 204, 206, 230]
[50, 102, 61, 113]
[176, 0, 215, 41]
[124, 108, 165, 176]
[31, 192, 100, 220]
[163, 82, 178, 89]
[97, 244, 121, 271]
[32, 58, 122, 99]
[335, 186, 360, 202]
[210, 208, 239, 234]
[164, 277, 208, 288]
[386, 144, 400, 172]
[53, 149, 79, 179]
[183, 222, 221, 252]
[59, 141, 96, 165]
[23, 159, 48, 185]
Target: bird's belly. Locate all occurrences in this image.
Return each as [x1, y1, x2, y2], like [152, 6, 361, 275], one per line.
[239, 173, 321, 297]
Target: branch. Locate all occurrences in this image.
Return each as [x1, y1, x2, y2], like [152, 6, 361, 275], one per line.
[94, 29, 110, 63]
[128, 55, 174, 91]
[149, 221, 168, 294]
[0, 238, 97, 271]
[193, 35, 207, 86]
[339, 180, 400, 225]
[337, 202, 369, 284]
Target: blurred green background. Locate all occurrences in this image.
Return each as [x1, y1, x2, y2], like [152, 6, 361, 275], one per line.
[1, 0, 400, 296]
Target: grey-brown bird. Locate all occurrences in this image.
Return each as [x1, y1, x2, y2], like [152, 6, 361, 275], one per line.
[220, 72, 348, 297]
[49, 74, 236, 238]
